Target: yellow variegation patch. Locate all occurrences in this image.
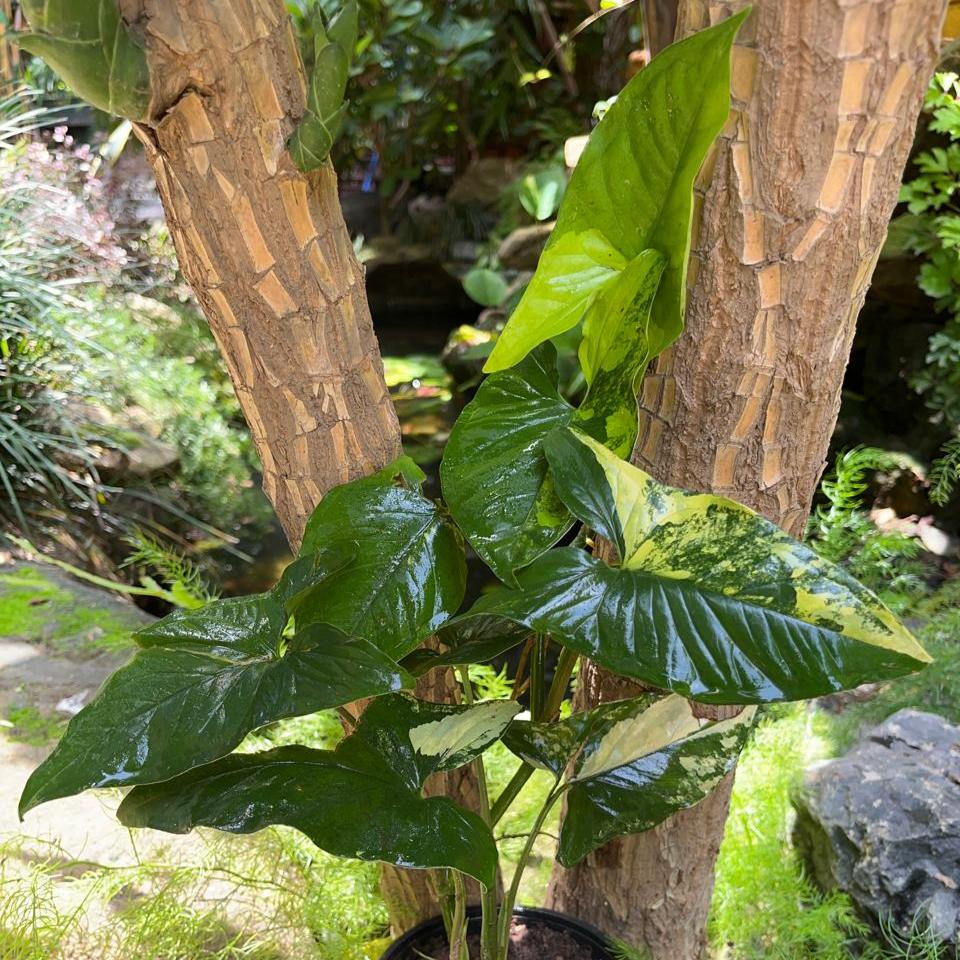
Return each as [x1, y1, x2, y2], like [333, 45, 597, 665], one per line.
[570, 431, 930, 668]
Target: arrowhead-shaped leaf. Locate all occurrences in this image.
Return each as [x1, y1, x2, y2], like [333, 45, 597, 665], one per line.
[483, 11, 747, 374]
[296, 456, 467, 657]
[457, 429, 931, 704]
[118, 695, 518, 887]
[19, 577, 412, 817]
[440, 345, 575, 584]
[555, 696, 756, 866]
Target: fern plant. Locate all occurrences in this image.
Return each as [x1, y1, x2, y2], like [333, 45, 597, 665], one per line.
[808, 448, 927, 611]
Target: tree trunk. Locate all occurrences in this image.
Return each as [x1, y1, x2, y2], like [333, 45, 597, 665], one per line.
[643, 0, 678, 58]
[547, 1, 946, 956]
[1, 0, 19, 85]
[121, 0, 474, 931]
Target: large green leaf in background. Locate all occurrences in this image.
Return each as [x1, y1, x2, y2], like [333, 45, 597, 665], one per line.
[483, 11, 747, 373]
[456, 428, 931, 704]
[19, 585, 412, 817]
[440, 345, 575, 584]
[550, 696, 754, 866]
[16, 0, 151, 121]
[118, 695, 518, 887]
[296, 456, 466, 657]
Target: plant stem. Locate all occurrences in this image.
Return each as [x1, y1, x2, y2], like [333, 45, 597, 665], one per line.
[458, 668, 498, 960]
[449, 871, 468, 960]
[544, 647, 578, 719]
[530, 634, 547, 720]
[489, 648, 578, 826]
[496, 781, 565, 960]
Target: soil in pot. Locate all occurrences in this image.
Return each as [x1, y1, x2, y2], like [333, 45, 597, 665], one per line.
[384, 907, 612, 960]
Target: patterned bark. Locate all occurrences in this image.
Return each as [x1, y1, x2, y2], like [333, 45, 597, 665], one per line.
[546, 1, 946, 956]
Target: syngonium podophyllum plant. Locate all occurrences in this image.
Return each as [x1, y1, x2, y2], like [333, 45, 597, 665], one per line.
[18, 11, 932, 960]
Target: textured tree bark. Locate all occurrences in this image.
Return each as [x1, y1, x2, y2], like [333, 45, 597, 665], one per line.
[547, 1, 946, 956]
[117, 0, 476, 931]
[642, 0, 678, 57]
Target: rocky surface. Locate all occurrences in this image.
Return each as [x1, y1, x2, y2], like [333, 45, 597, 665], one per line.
[793, 709, 960, 945]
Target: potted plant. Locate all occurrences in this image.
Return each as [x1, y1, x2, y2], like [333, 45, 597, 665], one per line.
[18, 13, 931, 960]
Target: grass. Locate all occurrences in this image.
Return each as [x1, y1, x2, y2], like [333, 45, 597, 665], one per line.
[710, 705, 870, 959]
[0, 564, 137, 655]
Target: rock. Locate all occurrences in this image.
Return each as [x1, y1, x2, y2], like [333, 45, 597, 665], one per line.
[446, 158, 520, 210]
[497, 222, 555, 270]
[793, 709, 960, 945]
[918, 520, 957, 557]
[564, 135, 589, 169]
[124, 433, 179, 478]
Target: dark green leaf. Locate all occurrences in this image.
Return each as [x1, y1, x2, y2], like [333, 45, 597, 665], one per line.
[118, 695, 517, 887]
[402, 616, 530, 677]
[440, 345, 575, 584]
[19, 598, 411, 817]
[502, 695, 652, 778]
[297, 456, 466, 658]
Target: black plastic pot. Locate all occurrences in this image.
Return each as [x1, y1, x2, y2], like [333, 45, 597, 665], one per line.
[380, 905, 614, 960]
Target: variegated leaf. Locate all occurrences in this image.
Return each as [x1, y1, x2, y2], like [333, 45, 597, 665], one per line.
[557, 696, 756, 866]
[455, 428, 930, 704]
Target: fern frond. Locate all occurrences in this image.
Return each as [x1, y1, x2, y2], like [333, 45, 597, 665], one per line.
[929, 436, 960, 505]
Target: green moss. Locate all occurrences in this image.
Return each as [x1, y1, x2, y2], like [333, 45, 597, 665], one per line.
[0, 565, 137, 655]
[3, 705, 65, 747]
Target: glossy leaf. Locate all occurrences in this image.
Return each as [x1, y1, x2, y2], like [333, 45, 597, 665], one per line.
[483, 13, 745, 373]
[288, 1, 358, 170]
[440, 345, 575, 584]
[458, 428, 931, 704]
[557, 696, 756, 866]
[19, 590, 411, 817]
[482, 230, 626, 373]
[17, 0, 151, 121]
[502, 693, 662, 778]
[402, 616, 531, 677]
[552, 10, 747, 357]
[296, 455, 466, 658]
[572, 249, 667, 457]
[118, 695, 517, 887]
